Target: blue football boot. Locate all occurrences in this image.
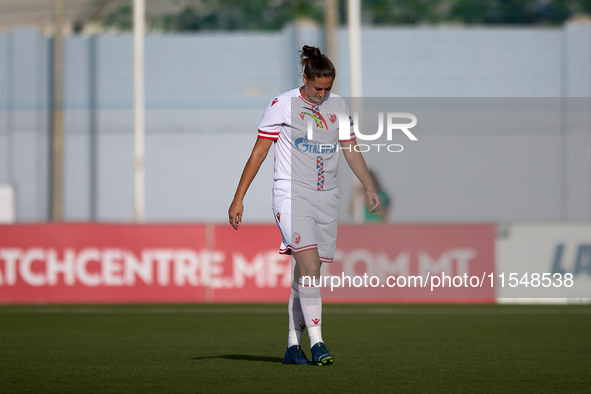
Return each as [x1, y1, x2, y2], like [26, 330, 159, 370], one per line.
[310, 342, 333, 366]
[283, 345, 313, 365]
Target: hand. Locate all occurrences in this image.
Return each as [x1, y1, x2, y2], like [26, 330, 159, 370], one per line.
[366, 190, 381, 213]
[228, 199, 244, 230]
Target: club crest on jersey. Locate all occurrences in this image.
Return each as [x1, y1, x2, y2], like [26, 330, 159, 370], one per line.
[329, 113, 337, 123]
[292, 232, 301, 245]
[271, 98, 278, 106]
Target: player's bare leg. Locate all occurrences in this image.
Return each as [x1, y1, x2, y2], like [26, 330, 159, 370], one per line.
[293, 248, 333, 365]
[293, 249, 321, 279]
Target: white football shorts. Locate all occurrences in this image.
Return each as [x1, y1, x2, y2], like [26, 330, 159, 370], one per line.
[272, 180, 338, 263]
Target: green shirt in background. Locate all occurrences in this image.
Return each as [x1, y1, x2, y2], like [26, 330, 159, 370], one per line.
[363, 191, 389, 223]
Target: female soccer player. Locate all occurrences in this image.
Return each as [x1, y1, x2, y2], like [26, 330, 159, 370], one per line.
[228, 45, 380, 366]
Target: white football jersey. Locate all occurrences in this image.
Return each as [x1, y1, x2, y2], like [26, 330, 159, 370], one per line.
[257, 88, 355, 191]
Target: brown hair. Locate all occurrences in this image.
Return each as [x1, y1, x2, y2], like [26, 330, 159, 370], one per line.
[299, 45, 336, 81]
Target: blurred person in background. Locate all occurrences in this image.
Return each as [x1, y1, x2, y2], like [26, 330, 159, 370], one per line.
[229, 45, 380, 366]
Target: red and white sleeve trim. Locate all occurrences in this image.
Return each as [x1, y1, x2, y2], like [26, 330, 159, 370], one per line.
[258, 129, 280, 140]
[319, 256, 334, 263]
[339, 132, 356, 142]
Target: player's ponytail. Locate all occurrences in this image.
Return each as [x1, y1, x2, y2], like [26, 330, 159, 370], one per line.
[299, 45, 336, 81]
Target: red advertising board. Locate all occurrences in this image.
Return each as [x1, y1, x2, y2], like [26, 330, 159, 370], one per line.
[325, 224, 496, 301]
[0, 223, 495, 304]
[0, 224, 207, 303]
[208, 224, 292, 302]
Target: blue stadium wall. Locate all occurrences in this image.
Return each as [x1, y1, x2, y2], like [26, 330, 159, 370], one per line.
[0, 22, 590, 223]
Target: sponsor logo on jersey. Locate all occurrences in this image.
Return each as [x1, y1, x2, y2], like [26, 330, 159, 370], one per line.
[312, 318, 320, 325]
[276, 212, 281, 222]
[271, 98, 278, 106]
[294, 134, 336, 154]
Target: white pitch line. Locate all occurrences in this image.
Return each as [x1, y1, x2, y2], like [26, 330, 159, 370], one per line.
[0, 306, 285, 314]
[0, 306, 589, 315]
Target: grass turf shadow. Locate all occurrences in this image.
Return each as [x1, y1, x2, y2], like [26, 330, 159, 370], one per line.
[192, 355, 283, 364]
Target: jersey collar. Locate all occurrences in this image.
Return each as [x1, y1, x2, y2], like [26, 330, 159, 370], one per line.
[298, 87, 330, 107]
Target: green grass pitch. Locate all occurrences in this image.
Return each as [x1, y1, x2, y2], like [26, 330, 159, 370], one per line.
[0, 304, 590, 393]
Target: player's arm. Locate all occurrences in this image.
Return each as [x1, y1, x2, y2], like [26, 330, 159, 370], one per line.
[228, 137, 273, 230]
[340, 139, 381, 213]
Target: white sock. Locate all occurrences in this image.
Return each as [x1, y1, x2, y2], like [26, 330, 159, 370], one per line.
[287, 282, 305, 348]
[298, 277, 323, 348]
